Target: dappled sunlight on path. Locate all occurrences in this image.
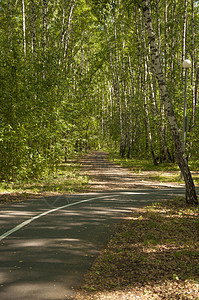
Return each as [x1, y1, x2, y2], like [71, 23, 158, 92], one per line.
[80, 151, 185, 191]
[0, 151, 189, 299]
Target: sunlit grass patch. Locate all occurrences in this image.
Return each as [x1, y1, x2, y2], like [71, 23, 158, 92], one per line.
[108, 151, 199, 184]
[108, 151, 180, 171]
[146, 173, 182, 182]
[189, 159, 199, 171]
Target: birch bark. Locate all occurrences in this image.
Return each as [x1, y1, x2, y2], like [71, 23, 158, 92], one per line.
[140, 12, 158, 165]
[30, 0, 37, 54]
[187, 0, 197, 160]
[142, 0, 198, 205]
[63, 0, 76, 61]
[182, 0, 187, 64]
[104, 19, 125, 157]
[22, 0, 26, 56]
[143, 60, 158, 165]
[42, 0, 47, 54]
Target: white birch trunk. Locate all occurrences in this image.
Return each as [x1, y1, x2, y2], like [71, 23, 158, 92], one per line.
[104, 19, 125, 156]
[142, 0, 198, 205]
[22, 0, 26, 56]
[42, 0, 47, 53]
[30, 0, 37, 54]
[187, 0, 196, 160]
[60, 0, 76, 62]
[182, 0, 187, 63]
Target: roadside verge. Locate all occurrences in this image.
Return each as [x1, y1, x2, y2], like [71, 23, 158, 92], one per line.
[75, 198, 199, 299]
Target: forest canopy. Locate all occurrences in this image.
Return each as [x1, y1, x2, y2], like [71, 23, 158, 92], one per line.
[0, 0, 199, 187]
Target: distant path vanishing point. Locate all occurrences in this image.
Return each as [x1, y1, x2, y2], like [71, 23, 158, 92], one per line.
[79, 151, 185, 191]
[0, 151, 186, 300]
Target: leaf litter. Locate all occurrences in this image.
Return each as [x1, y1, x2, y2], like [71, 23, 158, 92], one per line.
[75, 198, 199, 299]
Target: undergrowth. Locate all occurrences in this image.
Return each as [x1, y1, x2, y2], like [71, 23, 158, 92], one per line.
[0, 155, 89, 204]
[108, 152, 199, 184]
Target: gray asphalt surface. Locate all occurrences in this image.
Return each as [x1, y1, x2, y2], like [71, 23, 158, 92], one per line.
[0, 188, 187, 300]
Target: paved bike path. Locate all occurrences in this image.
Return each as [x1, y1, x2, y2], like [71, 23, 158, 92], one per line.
[0, 189, 187, 300]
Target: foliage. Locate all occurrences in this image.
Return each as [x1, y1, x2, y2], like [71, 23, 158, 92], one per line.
[0, 155, 89, 203]
[108, 151, 199, 184]
[108, 151, 179, 171]
[0, 0, 100, 181]
[0, 0, 199, 182]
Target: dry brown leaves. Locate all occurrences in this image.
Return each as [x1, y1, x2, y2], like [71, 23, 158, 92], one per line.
[75, 199, 199, 299]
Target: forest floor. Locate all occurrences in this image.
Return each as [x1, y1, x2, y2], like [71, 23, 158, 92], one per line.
[0, 151, 199, 299]
[0, 155, 89, 205]
[0, 151, 198, 205]
[75, 151, 199, 300]
[78, 151, 193, 192]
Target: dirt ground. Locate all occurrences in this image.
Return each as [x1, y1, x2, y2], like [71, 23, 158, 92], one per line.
[76, 152, 199, 300]
[1, 151, 198, 299]
[0, 151, 192, 206]
[79, 151, 185, 191]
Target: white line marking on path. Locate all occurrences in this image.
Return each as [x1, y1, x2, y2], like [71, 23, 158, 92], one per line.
[0, 195, 118, 242]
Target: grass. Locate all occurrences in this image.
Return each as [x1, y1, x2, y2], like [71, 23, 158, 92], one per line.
[1, 151, 199, 298]
[108, 152, 199, 185]
[0, 156, 89, 205]
[75, 198, 199, 300]
[108, 152, 180, 172]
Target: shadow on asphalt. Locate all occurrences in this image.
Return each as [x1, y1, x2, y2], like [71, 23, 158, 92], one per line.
[0, 189, 187, 299]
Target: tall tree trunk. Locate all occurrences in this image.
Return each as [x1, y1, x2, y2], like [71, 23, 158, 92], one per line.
[143, 61, 158, 165]
[42, 0, 47, 54]
[65, 0, 76, 56]
[182, 0, 187, 64]
[104, 19, 125, 157]
[156, 0, 161, 56]
[127, 56, 135, 157]
[164, 0, 168, 79]
[30, 0, 37, 54]
[194, 67, 199, 113]
[187, 0, 197, 160]
[139, 10, 158, 164]
[59, 0, 76, 71]
[22, 0, 26, 56]
[181, 0, 188, 89]
[155, 1, 171, 162]
[142, 0, 198, 205]
[113, 16, 125, 157]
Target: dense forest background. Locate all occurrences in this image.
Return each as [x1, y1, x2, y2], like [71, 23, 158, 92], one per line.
[0, 0, 199, 182]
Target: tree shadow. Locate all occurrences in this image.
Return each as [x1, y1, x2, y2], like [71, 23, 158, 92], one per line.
[1, 191, 160, 299]
[77, 204, 199, 299]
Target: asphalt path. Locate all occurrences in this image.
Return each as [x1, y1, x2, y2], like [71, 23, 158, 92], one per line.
[0, 188, 188, 300]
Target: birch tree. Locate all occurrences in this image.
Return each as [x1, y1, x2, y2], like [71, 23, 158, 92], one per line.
[141, 0, 198, 205]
